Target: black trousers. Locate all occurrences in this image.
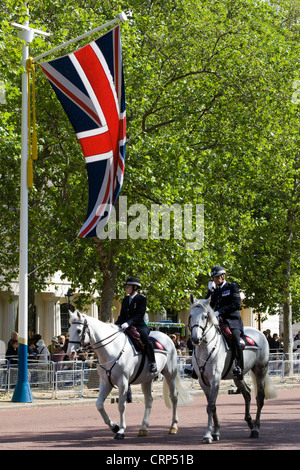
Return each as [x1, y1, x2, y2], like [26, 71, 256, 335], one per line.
[231, 328, 244, 369]
[137, 326, 156, 363]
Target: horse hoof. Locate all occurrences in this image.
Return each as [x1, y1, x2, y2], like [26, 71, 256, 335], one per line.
[250, 430, 259, 438]
[169, 427, 178, 435]
[137, 429, 147, 437]
[114, 432, 125, 440]
[202, 437, 212, 444]
[112, 425, 119, 433]
[212, 434, 220, 441]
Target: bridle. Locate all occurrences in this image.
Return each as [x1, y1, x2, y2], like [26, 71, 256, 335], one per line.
[68, 319, 90, 350]
[188, 307, 216, 345]
[68, 318, 126, 388]
[188, 305, 221, 385]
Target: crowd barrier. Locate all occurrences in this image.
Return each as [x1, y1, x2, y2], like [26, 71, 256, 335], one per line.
[0, 352, 299, 400]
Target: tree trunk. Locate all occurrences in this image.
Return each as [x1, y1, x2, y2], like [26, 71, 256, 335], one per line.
[94, 238, 119, 322]
[283, 294, 293, 360]
[282, 249, 293, 362]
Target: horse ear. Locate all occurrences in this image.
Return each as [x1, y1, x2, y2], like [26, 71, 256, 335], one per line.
[190, 294, 195, 305]
[204, 296, 211, 305]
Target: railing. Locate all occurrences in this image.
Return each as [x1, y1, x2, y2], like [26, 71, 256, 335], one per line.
[1, 352, 299, 400]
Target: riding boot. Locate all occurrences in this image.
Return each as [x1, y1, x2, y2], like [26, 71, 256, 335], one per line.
[232, 341, 244, 379]
[145, 342, 157, 373]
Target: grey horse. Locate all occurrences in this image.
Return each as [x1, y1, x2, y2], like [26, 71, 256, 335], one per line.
[188, 296, 277, 443]
[67, 311, 192, 439]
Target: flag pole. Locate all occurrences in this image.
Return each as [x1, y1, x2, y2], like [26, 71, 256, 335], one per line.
[11, 13, 50, 403]
[10, 11, 125, 403]
[32, 12, 127, 63]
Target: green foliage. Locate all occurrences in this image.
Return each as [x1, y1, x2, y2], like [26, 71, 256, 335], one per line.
[1, 0, 300, 324]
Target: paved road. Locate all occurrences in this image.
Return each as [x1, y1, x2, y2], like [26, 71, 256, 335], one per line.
[0, 387, 299, 452]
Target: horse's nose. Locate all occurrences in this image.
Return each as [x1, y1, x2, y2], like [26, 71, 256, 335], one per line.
[191, 333, 200, 345]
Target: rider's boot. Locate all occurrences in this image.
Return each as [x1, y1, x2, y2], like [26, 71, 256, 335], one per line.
[232, 341, 244, 380]
[146, 342, 157, 373]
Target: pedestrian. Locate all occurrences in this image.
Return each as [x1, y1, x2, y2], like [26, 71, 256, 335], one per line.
[47, 337, 58, 355]
[36, 339, 50, 361]
[6, 339, 18, 364]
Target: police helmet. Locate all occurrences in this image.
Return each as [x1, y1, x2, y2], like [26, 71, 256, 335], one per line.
[210, 266, 226, 278]
[124, 277, 141, 288]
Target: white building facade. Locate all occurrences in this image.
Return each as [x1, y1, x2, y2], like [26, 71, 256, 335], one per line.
[0, 274, 288, 351]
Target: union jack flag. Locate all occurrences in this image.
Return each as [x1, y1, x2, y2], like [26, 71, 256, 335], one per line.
[40, 25, 126, 238]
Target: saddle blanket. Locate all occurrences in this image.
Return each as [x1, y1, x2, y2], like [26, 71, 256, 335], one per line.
[129, 335, 167, 355]
[149, 336, 167, 352]
[242, 334, 259, 349]
[222, 333, 259, 351]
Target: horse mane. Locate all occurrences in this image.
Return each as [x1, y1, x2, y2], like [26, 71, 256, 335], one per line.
[69, 310, 119, 329]
[189, 298, 213, 312]
[189, 298, 218, 326]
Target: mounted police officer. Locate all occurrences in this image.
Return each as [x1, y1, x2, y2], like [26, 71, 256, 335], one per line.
[115, 277, 157, 373]
[206, 266, 244, 379]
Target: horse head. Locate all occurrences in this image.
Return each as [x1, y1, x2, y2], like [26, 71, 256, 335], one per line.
[67, 310, 91, 358]
[188, 296, 218, 345]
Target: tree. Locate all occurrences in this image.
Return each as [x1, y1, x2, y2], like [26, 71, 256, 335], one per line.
[1, 0, 300, 349]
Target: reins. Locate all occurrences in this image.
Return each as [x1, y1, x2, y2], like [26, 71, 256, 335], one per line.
[188, 305, 221, 386]
[69, 319, 127, 388]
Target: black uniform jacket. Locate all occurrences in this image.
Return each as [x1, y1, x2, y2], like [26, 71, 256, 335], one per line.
[206, 281, 243, 333]
[115, 294, 149, 332]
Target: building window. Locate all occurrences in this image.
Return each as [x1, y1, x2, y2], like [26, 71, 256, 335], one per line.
[60, 303, 72, 335]
[166, 308, 177, 323]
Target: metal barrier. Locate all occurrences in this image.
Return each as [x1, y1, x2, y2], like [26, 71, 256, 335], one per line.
[1, 352, 299, 400]
[0, 360, 8, 392]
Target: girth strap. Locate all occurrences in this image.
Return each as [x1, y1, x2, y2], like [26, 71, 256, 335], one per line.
[129, 351, 146, 385]
[98, 335, 127, 388]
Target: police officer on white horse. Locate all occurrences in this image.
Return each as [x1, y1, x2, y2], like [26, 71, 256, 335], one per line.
[206, 266, 244, 379]
[115, 277, 157, 373]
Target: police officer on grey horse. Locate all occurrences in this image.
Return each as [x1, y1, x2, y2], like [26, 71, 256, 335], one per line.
[115, 277, 157, 373]
[206, 266, 244, 379]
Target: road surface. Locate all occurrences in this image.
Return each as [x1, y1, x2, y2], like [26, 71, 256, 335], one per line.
[0, 388, 298, 453]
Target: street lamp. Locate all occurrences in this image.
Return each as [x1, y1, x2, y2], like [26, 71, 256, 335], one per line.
[65, 290, 74, 308]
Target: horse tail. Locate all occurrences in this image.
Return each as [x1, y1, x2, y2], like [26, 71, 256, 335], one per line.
[163, 373, 193, 409]
[250, 371, 277, 400]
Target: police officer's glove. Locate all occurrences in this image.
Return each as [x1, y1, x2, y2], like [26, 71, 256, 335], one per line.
[121, 322, 129, 330]
[208, 281, 215, 292]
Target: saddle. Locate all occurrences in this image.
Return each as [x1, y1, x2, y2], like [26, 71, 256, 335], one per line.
[219, 320, 258, 350]
[125, 327, 167, 353]
[125, 326, 144, 351]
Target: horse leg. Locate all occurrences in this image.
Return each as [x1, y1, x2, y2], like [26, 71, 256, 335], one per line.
[96, 381, 119, 434]
[248, 365, 267, 438]
[201, 379, 220, 444]
[137, 381, 153, 437]
[114, 380, 128, 440]
[233, 377, 253, 431]
[163, 372, 179, 434]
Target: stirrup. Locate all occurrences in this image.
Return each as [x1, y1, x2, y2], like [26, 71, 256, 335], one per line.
[149, 362, 157, 373]
[232, 366, 243, 379]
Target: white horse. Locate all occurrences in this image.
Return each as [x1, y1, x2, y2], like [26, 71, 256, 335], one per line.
[189, 296, 277, 443]
[67, 311, 192, 439]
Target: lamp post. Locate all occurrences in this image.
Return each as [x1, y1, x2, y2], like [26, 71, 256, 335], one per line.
[11, 14, 50, 403]
[65, 290, 74, 310]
